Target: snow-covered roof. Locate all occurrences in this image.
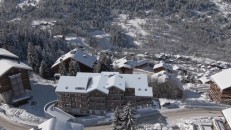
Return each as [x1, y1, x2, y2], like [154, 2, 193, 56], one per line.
[210, 69, 231, 90]
[0, 48, 19, 59]
[151, 70, 184, 91]
[0, 59, 32, 77]
[112, 58, 148, 69]
[52, 48, 97, 69]
[12, 92, 31, 103]
[153, 62, 173, 71]
[56, 72, 152, 97]
[222, 108, 231, 128]
[87, 75, 109, 94]
[55, 76, 89, 93]
[173, 65, 180, 71]
[135, 60, 149, 67]
[122, 74, 152, 97]
[199, 76, 211, 84]
[106, 74, 126, 91]
[113, 58, 133, 69]
[30, 118, 84, 130]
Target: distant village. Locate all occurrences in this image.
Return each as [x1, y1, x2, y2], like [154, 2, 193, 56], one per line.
[0, 47, 231, 130]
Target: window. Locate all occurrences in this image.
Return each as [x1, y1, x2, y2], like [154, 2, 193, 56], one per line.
[145, 89, 147, 91]
[9, 73, 25, 97]
[75, 87, 85, 90]
[138, 88, 141, 91]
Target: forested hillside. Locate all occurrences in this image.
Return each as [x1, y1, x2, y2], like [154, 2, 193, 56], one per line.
[0, 0, 231, 68]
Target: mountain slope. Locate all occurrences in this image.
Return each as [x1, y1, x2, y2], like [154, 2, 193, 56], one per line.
[0, 0, 231, 61]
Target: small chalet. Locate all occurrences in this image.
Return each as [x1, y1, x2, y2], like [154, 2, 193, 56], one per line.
[0, 48, 32, 104]
[153, 62, 173, 73]
[209, 69, 231, 105]
[55, 72, 153, 115]
[151, 70, 184, 99]
[113, 57, 149, 74]
[51, 48, 97, 74]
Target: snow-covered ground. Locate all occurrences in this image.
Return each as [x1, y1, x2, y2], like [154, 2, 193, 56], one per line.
[62, 34, 94, 49]
[210, 0, 231, 17]
[32, 19, 56, 30]
[114, 14, 149, 46]
[90, 30, 112, 49]
[18, 0, 40, 8]
[0, 74, 57, 126]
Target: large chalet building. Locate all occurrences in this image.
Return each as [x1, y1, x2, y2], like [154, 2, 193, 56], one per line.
[209, 69, 231, 105]
[51, 48, 97, 73]
[55, 72, 153, 115]
[0, 48, 32, 104]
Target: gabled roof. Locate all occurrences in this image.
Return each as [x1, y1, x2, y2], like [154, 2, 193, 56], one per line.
[0, 48, 19, 59]
[222, 108, 231, 128]
[173, 65, 180, 71]
[135, 60, 149, 67]
[51, 48, 97, 69]
[210, 69, 231, 91]
[153, 62, 173, 71]
[56, 72, 153, 97]
[0, 59, 32, 77]
[199, 76, 211, 84]
[113, 57, 149, 69]
[106, 74, 126, 91]
[87, 75, 109, 94]
[113, 58, 133, 69]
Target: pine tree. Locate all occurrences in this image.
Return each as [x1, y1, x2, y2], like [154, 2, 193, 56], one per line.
[39, 60, 49, 79]
[69, 59, 80, 76]
[27, 42, 39, 73]
[59, 61, 67, 76]
[121, 102, 137, 130]
[96, 52, 112, 72]
[105, 55, 113, 71]
[112, 106, 122, 130]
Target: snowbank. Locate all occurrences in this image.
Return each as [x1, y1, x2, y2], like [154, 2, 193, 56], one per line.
[0, 74, 57, 126]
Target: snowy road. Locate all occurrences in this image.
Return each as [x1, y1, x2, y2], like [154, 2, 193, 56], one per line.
[0, 108, 223, 130]
[85, 108, 223, 130]
[0, 116, 30, 130]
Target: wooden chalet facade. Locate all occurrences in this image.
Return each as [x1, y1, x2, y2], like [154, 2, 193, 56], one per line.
[0, 48, 32, 104]
[118, 67, 133, 74]
[107, 87, 124, 111]
[209, 69, 231, 105]
[57, 92, 89, 115]
[55, 72, 153, 115]
[209, 82, 231, 105]
[88, 90, 107, 114]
